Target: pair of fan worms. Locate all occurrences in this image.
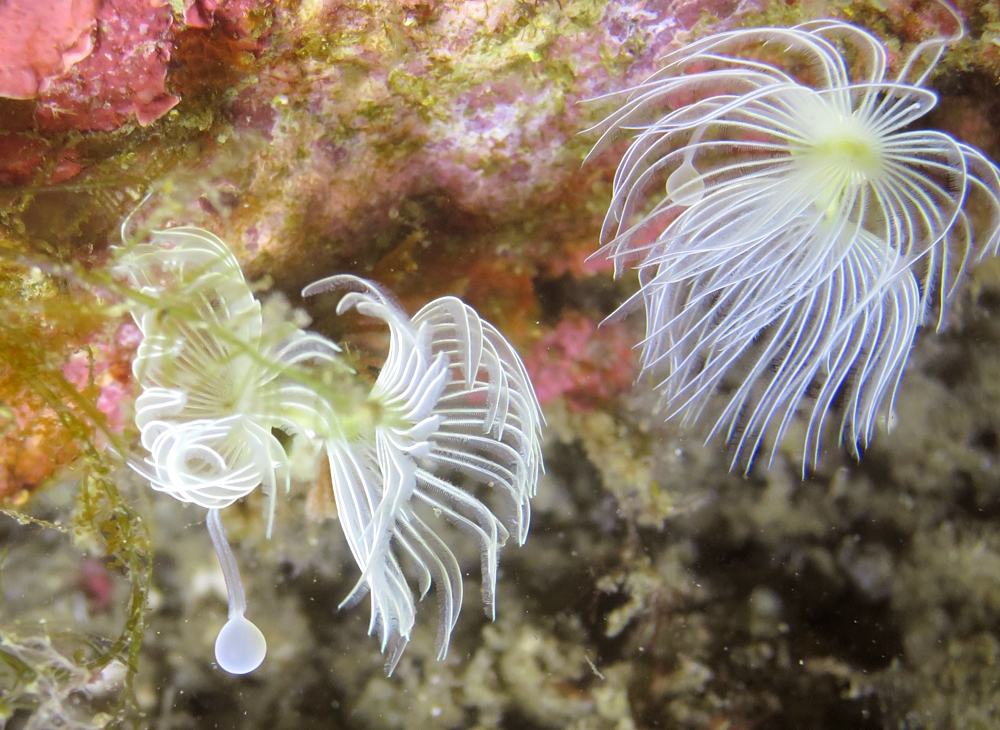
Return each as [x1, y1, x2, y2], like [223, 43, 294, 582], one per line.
[118, 0, 1000, 675]
[116, 227, 543, 675]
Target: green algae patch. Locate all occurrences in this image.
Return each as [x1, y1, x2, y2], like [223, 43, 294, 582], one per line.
[0, 252, 150, 727]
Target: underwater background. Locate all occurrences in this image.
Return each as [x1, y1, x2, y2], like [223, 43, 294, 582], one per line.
[2, 0, 1000, 728]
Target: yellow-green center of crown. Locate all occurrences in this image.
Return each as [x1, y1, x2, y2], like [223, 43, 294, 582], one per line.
[811, 134, 881, 178]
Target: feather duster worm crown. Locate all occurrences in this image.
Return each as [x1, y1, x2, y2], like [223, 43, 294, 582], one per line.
[116, 227, 346, 674]
[588, 5, 1000, 470]
[304, 275, 544, 675]
[117, 227, 341, 535]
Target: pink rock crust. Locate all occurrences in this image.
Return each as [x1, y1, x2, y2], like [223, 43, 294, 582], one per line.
[35, 0, 180, 132]
[0, 0, 99, 100]
[525, 314, 636, 411]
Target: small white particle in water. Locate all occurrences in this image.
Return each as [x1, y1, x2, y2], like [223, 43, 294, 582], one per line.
[585, 656, 605, 680]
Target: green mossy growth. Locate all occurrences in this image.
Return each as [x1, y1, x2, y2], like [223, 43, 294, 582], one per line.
[0, 254, 151, 727]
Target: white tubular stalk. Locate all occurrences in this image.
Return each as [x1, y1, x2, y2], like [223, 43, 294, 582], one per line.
[206, 509, 266, 675]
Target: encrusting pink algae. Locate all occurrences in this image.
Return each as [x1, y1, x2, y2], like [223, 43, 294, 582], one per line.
[3, 0, 1000, 728]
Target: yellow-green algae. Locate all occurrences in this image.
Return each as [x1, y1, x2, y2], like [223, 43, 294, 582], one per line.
[0, 252, 150, 727]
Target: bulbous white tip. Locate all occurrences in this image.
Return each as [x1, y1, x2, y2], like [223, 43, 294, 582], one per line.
[215, 614, 267, 675]
[667, 161, 706, 207]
